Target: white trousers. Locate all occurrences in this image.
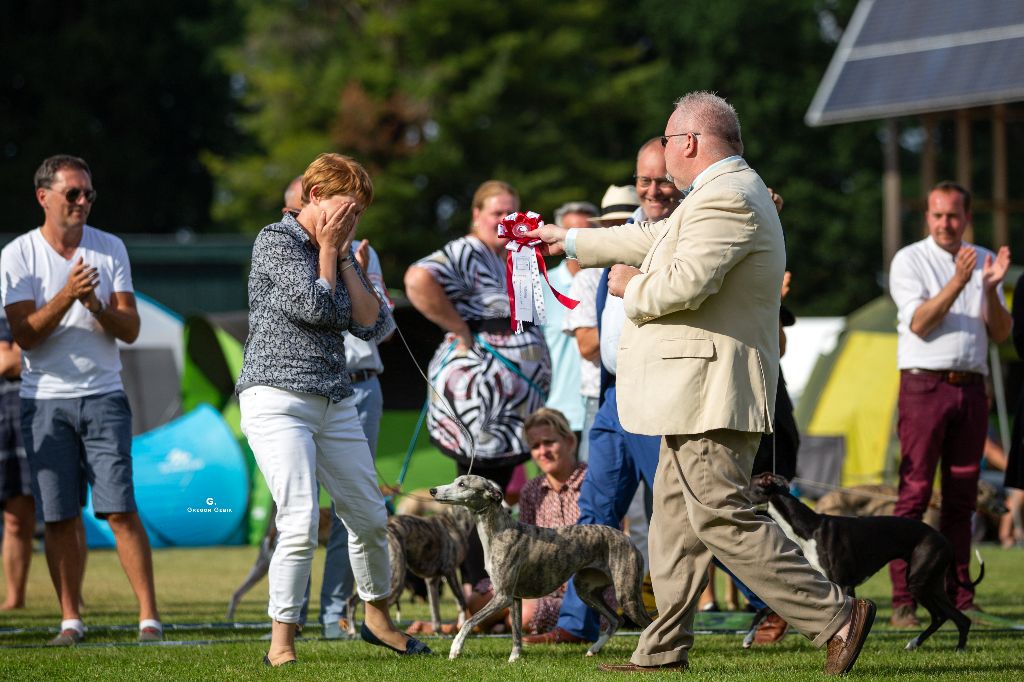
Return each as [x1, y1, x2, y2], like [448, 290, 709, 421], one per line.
[239, 386, 390, 623]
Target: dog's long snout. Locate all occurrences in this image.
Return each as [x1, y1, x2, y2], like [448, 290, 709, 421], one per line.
[429, 487, 437, 497]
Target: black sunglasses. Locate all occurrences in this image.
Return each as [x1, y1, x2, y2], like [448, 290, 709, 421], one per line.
[660, 132, 700, 147]
[52, 187, 98, 204]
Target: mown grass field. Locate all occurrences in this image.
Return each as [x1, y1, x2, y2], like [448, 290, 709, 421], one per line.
[0, 544, 1021, 681]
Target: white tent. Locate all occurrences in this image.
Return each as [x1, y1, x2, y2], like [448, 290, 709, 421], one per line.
[780, 317, 845, 405]
[118, 292, 184, 434]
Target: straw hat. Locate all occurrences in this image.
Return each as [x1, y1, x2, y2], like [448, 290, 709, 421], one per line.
[589, 184, 640, 226]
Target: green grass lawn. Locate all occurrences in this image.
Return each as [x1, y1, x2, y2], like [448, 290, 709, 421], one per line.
[0, 544, 1021, 681]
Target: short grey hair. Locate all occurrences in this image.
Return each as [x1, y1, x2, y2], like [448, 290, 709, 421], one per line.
[553, 200, 599, 226]
[674, 91, 743, 155]
[34, 155, 91, 189]
[637, 137, 662, 160]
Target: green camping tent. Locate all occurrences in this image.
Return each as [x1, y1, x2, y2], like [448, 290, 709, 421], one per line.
[794, 280, 1018, 492]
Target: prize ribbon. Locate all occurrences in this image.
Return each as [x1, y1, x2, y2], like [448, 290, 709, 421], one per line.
[499, 211, 579, 333]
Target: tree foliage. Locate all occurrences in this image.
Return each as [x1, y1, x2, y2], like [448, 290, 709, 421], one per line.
[2, 0, 891, 314]
[0, 0, 243, 235]
[211, 0, 884, 313]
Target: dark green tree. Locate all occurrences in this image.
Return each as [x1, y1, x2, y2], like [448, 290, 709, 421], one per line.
[635, 0, 884, 313]
[0, 0, 243, 236]
[212, 0, 884, 314]
[209, 0, 667, 277]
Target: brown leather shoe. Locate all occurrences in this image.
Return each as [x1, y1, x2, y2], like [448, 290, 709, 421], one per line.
[753, 612, 789, 644]
[825, 599, 876, 675]
[889, 604, 920, 628]
[522, 626, 590, 645]
[598, 661, 689, 673]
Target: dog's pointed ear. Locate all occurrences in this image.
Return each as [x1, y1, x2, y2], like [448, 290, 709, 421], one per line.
[486, 481, 503, 503]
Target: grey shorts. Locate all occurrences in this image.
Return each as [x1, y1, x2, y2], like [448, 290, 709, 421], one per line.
[21, 391, 136, 522]
[0, 388, 32, 504]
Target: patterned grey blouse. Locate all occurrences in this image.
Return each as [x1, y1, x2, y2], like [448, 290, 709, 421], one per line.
[236, 213, 390, 402]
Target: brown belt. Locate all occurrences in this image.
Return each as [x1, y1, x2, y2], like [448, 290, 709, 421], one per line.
[349, 369, 379, 384]
[903, 368, 982, 386]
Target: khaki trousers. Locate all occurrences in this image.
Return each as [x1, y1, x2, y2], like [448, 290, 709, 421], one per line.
[632, 429, 850, 667]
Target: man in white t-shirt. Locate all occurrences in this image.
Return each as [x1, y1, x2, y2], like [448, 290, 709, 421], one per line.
[887, 181, 1011, 627]
[0, 155, 160, 645]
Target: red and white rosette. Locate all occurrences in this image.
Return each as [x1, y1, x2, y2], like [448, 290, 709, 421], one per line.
[498, 211, 579, 333]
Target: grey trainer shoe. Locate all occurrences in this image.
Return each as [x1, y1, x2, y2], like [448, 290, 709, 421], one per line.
[48, 628, 85, 646]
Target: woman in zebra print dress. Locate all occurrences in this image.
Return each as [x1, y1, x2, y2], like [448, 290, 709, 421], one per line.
[405, 180, 552, 491]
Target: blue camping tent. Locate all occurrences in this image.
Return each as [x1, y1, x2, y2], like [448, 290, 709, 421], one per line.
[82, 404, 249, 548]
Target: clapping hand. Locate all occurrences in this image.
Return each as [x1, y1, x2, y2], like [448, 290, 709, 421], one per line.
[354, 239, 370, 271]
[954, 245, 978, 287]
[982, 245, 1011, 292]
[65, 257, 102, 311]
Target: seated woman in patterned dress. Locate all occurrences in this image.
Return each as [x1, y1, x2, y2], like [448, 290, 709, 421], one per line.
[404, 180, 552, 596]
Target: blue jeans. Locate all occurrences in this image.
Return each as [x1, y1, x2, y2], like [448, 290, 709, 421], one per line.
[578, 396, 599, 463]
[556, 386, 659, 640]
[555, 387, 765, 640]
[299, 377, 384, 625]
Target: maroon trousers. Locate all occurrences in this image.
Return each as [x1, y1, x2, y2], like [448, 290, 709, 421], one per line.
[889, 371, 984, 611]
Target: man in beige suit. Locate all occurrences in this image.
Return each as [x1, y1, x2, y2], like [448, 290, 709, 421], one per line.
[527, 91, 874, 675]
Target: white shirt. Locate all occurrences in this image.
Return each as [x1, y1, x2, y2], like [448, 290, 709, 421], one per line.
[541, 261, 585, 428]
[889, 236, 1003, 374]
[564, 267, 601, 398]
[567, 206, 649, 377]
[1, 226, 133, 398]
[599, 294, 626, 375]
[343, 244, 395, 373]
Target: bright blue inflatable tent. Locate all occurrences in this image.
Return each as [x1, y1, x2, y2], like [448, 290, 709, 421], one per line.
[83, 404, 249, 548]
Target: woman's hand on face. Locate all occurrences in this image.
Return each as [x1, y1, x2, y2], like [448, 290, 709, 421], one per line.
[315, 201, 360, 252]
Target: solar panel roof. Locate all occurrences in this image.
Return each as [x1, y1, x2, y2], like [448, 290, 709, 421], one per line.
[806, 0, 1024, 125]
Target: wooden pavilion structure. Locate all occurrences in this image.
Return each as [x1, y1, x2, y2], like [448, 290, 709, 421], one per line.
[806, 0, 1024, 267]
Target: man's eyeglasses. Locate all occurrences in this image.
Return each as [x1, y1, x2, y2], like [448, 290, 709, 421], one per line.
[50, 187, 98, 204]
[634, 174, 677, 191]
[660, 132, 700, 147]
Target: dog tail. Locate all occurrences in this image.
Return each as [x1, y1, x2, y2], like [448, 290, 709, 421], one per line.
[614, 542, 654, 628]
[948, 548, 985, 590]
[386, 524, 406, 608]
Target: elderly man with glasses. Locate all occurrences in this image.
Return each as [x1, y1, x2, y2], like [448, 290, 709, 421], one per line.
[527, 91, 872, 675]
[0, 155, 161, 646]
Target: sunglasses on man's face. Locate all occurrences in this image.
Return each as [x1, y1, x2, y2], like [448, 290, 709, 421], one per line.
[52, 187, 98, 204]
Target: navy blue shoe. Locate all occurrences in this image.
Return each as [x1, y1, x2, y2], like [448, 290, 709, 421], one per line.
[359, 622, 432, 655]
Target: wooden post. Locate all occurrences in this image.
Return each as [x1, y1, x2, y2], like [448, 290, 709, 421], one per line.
[993, 104, 1008, 247]
[921, 114, 936, 201]
[956, 109, 973, 243]
[884, 119, 901, 269]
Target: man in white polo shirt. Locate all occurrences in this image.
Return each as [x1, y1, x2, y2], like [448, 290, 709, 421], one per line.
[887, 181, 1011, 627]
[1, 155, 160, 645]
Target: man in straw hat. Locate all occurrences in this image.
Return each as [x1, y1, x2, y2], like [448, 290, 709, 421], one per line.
[588, 185, 640, 227]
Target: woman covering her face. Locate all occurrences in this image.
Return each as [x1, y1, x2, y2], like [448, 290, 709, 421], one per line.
[236, 153, 429, 665]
